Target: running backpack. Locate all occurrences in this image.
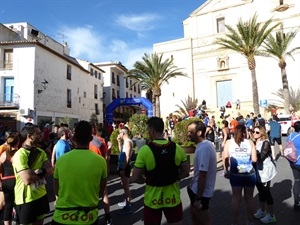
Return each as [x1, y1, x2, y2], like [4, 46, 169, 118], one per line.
[284, 134, 300, 163]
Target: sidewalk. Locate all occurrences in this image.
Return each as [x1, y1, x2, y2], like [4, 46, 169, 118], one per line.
[43, 151, 299, 225]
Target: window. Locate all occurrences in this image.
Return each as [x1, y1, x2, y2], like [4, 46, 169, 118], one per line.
[79, 97, 81, 103]
[112, 88, 116, 99]
[3, 49, 13, 69]
[4, 78, 14, 102]
[95, 103, 99, 115]
[94, 70, 97, 78]
[129, 79, 132, 90]
[67, 65, 72, 80]
[117, 75, 120, 86]
[130, 94, 132, 98]
[126, 78, 129, 88]
[217, 17, 225, 33]
[138, 84, 140, 94]
[67, 89, 72, 108]
[133, 84, 136, 92]
[84, 91, 86, 98]
[94, 85, 98, 99]
[126, 92, 128, 98]
[98, 73, 101, 80]
[90, 68, 93, 76]
[280, 0, 284, 5]
[112, 72, 115, 84]
[117, 90, 120, 98]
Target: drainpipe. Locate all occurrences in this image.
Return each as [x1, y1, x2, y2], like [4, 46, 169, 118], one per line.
[190, 38, 195, 100]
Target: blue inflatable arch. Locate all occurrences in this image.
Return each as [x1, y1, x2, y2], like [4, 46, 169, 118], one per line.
[105, 97, 153, 125]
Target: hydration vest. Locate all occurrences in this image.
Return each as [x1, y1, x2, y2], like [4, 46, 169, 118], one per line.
[145, 141, 179, 187]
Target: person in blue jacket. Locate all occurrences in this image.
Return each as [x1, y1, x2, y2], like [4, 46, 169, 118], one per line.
[286, 121, 300, 210]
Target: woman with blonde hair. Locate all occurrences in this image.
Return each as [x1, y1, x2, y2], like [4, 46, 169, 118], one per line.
[223, 125, 257, 225]
[0, 133, 20, 225]
[252, 125, 277, 223]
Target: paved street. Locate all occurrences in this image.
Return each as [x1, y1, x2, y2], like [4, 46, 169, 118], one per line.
[42, 141, 300, 225]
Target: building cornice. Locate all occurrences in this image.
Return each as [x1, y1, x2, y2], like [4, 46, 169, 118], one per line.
[0, 40, 90, 74]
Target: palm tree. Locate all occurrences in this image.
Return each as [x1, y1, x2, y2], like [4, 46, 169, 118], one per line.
[215, 13, 280, 115]
[272, 86, 300, 112]
[127, 53, 186, 117]
[262, 29, 300, 113]
[175, 95, 198, 117]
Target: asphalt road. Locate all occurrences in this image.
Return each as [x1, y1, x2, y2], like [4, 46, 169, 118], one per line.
[1, 137, 300, 225]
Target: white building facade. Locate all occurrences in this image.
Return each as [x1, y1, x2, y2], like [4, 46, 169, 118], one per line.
[0, 22, 105, 130]
[95, 61, 142, 123]
[153, 0, 300, 118]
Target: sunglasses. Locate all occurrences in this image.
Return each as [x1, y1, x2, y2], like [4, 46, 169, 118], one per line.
[253, 131, 260, 134]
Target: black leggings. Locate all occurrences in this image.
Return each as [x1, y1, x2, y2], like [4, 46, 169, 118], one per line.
[291, 164, 300, 204]
[256, 181, 273, 205]
[2, 178, 15, 221]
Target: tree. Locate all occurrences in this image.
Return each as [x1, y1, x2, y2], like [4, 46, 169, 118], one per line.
[128, 114, 149, 140]
[127, 53, 187, 117]
[262, 29, 300, 113]
[89, 113, 99, 126]
[175, 95, 198, 117]
[215, 13, 280, 115]
[272, 86, 300, 112]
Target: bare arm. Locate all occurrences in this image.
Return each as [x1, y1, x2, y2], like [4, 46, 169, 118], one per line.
[51, 144, 56, 167]
[197, 171, 207, 198]
[223, 140, 230, 173]
[179, 161, 190, 180]
[249, 140, 257, 163]
[131, 167, 146, 184]
[99, 178, 107, 198]
[53, 178, 59, 196]
[18, 169, 40, 185]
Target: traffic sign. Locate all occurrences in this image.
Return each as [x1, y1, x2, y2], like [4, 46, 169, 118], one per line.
[259, 99, 268, 107]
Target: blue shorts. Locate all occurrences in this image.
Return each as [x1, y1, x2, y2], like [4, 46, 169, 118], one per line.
[229, 172, 256, 187]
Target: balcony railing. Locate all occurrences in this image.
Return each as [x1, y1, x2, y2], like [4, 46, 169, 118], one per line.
[0, 60, 13, 70]
[0, 94, 20, 108]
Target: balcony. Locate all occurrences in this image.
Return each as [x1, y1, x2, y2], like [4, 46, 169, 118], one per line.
[0, 94, 20, 109]
[0, 60, 13, 70]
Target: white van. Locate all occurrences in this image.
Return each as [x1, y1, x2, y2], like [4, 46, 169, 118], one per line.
[277, 114, 292, 135]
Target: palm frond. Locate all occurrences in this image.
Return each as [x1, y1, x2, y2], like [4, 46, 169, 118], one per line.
[174, 95, 198, 117]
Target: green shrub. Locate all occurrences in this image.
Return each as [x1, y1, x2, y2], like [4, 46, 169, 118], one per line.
[172, 117, 202, 147]
[109, 129, 120, 155]
[128, 114, 149, 140]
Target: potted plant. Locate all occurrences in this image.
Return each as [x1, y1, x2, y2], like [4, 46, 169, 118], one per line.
[172, 117, 202, 154]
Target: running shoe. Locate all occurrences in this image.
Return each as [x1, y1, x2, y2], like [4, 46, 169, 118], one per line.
[294, 202, 300, 211]
[254, 208, 266, 219]
[117, 200, 126, 207]
[117, 205, 132, 215]
[260, 213, 276, 223]
[105, 218, 113, 225]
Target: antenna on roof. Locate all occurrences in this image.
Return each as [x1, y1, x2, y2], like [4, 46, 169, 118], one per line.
[56, 30, 66, 45]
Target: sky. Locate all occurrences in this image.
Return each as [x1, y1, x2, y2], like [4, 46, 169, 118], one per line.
[0, 0, 206, 69]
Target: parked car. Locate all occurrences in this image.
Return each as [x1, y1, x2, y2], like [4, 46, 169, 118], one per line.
[277, 114, 293, 135]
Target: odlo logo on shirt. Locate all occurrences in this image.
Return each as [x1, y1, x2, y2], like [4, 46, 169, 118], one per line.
[61, 213, 94, 222]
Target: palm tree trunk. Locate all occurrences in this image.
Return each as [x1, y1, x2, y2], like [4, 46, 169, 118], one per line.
[156, 95, 160, 117]
[250, 68, 260, 115]
[152, 93, 156, 117]
[281, 66, 290, 114]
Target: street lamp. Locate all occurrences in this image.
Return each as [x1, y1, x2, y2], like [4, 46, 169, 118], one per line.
[38, 79, 49, 94]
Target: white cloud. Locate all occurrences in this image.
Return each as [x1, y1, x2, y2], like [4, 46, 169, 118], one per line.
[61, 25, 152, 69]
[116, 13, 161, 32]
